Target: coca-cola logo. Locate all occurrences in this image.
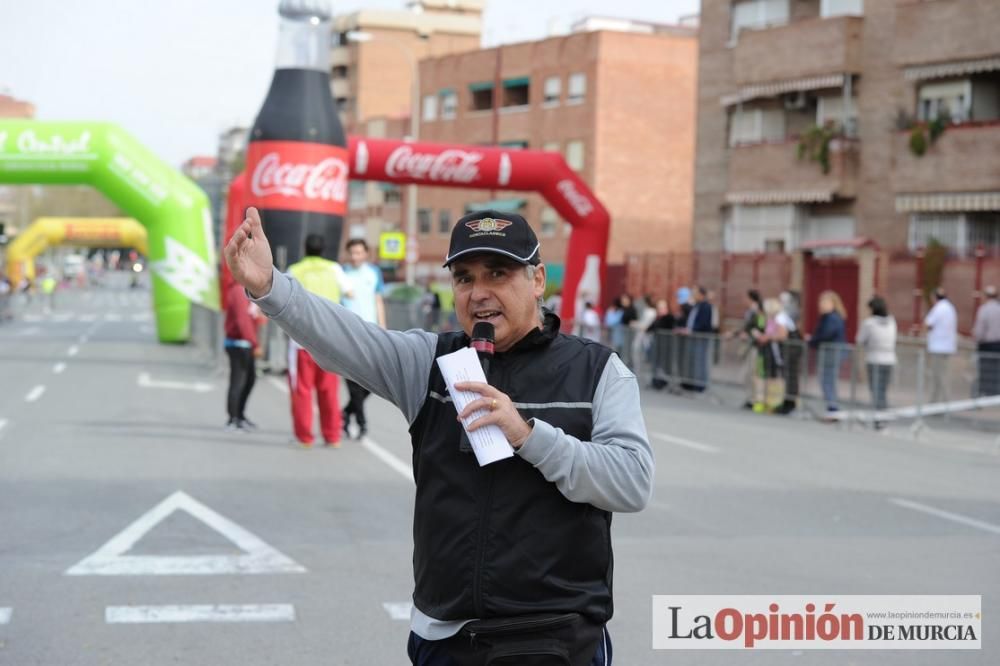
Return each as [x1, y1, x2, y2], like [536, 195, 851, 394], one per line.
[14, 129, 92, 155]
[250, 152, 347, 203]
[557, 179, 595, 217]
[385, 146, 482, 183]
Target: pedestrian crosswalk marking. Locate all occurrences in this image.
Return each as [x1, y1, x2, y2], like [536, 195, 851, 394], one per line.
[106, 604, 296, 624]
[65, 491, 306, 576]
[0, 607, 11, 624]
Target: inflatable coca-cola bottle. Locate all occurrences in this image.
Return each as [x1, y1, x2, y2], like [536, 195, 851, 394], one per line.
[247, 0, 347, 267]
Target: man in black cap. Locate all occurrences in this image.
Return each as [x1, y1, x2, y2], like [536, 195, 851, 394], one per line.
[225, 207, 653, 665]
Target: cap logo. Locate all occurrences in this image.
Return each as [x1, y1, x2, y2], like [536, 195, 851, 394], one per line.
[466, 218, 512, 233]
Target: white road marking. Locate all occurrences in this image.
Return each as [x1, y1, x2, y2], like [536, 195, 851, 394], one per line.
[23, 314, 41, 322]
[53, 313, 73, 322]
[650, 431, 720, 454]
[66, 490, 306, 575]
[67, 345, 79, 356]
[0, 419, 7, 435]
[267, 376, 289, 394]
[361, 436, 414, 482]
[106, 604, 295, 624]
[80, 313, 98, 322]
[131, 313, 152, 322]
[25, 385, 45, 402]
[890, 498, 1000, 536]
[266, 376, 413, 480]
[105, 313, 123, 322]
[137, 372, 212, 393]
[0, 607, 11, 624]
[53, 362, 66, 374]
[382, 601, 412, 620]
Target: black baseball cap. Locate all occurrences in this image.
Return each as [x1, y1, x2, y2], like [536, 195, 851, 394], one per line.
[443, 210, 540, 267]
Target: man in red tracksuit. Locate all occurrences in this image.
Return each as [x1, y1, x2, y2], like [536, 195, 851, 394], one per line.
[285, 234, 352, 447]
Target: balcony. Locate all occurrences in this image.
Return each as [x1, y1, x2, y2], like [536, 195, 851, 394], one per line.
[331, 78, 351, 99]
[331, 46, 352, 68]
[894, 0, 1000, 67]
[892, 121, 1000, 194]
[727, 138, 859, 201]
[733, 16, 863, 86]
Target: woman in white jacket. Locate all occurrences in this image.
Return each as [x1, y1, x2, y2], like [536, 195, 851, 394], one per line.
[856, 295, 897, 427]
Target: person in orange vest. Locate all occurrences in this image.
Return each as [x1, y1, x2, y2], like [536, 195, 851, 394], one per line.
[286, 234, 353, 447]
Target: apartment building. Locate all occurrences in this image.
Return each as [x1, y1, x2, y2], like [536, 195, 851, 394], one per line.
[415, 24, 698, 285]
[330, 1, 483, 261]
[694, 0, 1000, 258]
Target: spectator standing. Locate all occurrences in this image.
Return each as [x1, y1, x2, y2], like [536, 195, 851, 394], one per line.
[972, 285, 1000, 396]
[286, 234, 353, 448]
[341, 238, 386, 439]
[604, 298, 626, 356]
[809, 290, 848, 418]
[223, 281, 261, 431]
[580, 302, 602, 342]
[923, 287, 958, 404]
[857, 295, 897, 427]
[682, 286, 713, 392]
[647, 299, 676, 390]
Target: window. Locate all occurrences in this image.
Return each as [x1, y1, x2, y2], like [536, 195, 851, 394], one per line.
[499, 140, 529, 149]
[336, 97, 354, 114]
[439, 89, 457, 119]
[816, 95, 859, 136]
[417, 208, 432, 235]
[349, 181, 367, 211]
[567, 73, 586, 104]
[438, 209, 451, 234]
[565, 140, 585, 171]
[800, 215, 856, 245]
[726, 204, 800, 252]
[728, 107, 785, 146]
[502, 77, 530, 107]
[820, 0, 863, 18]
[543, 76, 561, 105]
[422, 94, 438, 121]
[540, 207, 559, 237]
[543, 141, 560, 153]
[469, 82, 494, 111]
[909, 213, 1000, 257]
[730, 0, 789, 41]
[918, 79, 971, 124]
[332, 65, 349, 79]
[380, 182, 401, 205]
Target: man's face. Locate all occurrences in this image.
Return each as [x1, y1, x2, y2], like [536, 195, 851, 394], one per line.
[451, 255, 546, 352]
[348, 244, 368, 267]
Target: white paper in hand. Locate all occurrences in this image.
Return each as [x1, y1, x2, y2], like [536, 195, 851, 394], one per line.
[436, 347, 515, 466]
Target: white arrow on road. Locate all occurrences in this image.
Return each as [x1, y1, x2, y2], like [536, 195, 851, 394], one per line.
[137, 372, 213, 393]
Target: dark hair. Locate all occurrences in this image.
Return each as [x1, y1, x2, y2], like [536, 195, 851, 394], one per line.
[345, 238, 369, 252]
[747, 289, 762, 306]
[935, 287, 947, 300]
[868, 295, 888, 317]
[304, 234, 325, 256]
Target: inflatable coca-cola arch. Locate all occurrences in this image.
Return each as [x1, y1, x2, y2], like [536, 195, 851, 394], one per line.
[224, 136, 610, 327]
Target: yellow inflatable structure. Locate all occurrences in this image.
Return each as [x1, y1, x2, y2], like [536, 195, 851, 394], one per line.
[6, 217, 148, 286]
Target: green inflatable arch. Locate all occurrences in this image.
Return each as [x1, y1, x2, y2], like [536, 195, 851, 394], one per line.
[0, 120, 219, 342]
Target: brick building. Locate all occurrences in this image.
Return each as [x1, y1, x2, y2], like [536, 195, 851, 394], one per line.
[694, 0, 1000, 258]
[330, 1, 483, 264]
[415, 24, 698, 286]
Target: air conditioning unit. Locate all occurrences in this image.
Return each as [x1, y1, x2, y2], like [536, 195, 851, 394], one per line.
[783, 91, 808, 110]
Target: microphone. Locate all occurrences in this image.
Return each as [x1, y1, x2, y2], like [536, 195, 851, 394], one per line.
[470, 322, 495, 379]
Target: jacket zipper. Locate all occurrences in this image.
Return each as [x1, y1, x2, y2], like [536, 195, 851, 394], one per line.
[472, 357, 505, 618]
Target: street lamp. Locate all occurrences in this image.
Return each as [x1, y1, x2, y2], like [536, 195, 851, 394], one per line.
[346, 30, 422, 286]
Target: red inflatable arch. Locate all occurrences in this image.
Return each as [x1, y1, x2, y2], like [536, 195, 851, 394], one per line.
[222, 136, 611, 328]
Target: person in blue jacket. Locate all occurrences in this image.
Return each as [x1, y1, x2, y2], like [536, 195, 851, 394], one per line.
[809, 290, 848, 417]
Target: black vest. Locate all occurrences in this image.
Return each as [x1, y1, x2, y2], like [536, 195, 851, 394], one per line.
[408, 314, 615, 623]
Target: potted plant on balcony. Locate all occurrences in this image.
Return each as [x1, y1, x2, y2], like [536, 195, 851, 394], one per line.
[797, 121, 838, 174]
[896, 110, 948, 157]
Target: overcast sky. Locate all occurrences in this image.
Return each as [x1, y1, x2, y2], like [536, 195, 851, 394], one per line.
[0, 0, 698, 168]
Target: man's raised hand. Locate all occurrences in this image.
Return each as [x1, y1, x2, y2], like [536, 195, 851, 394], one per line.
[224, 207, 274, 298]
